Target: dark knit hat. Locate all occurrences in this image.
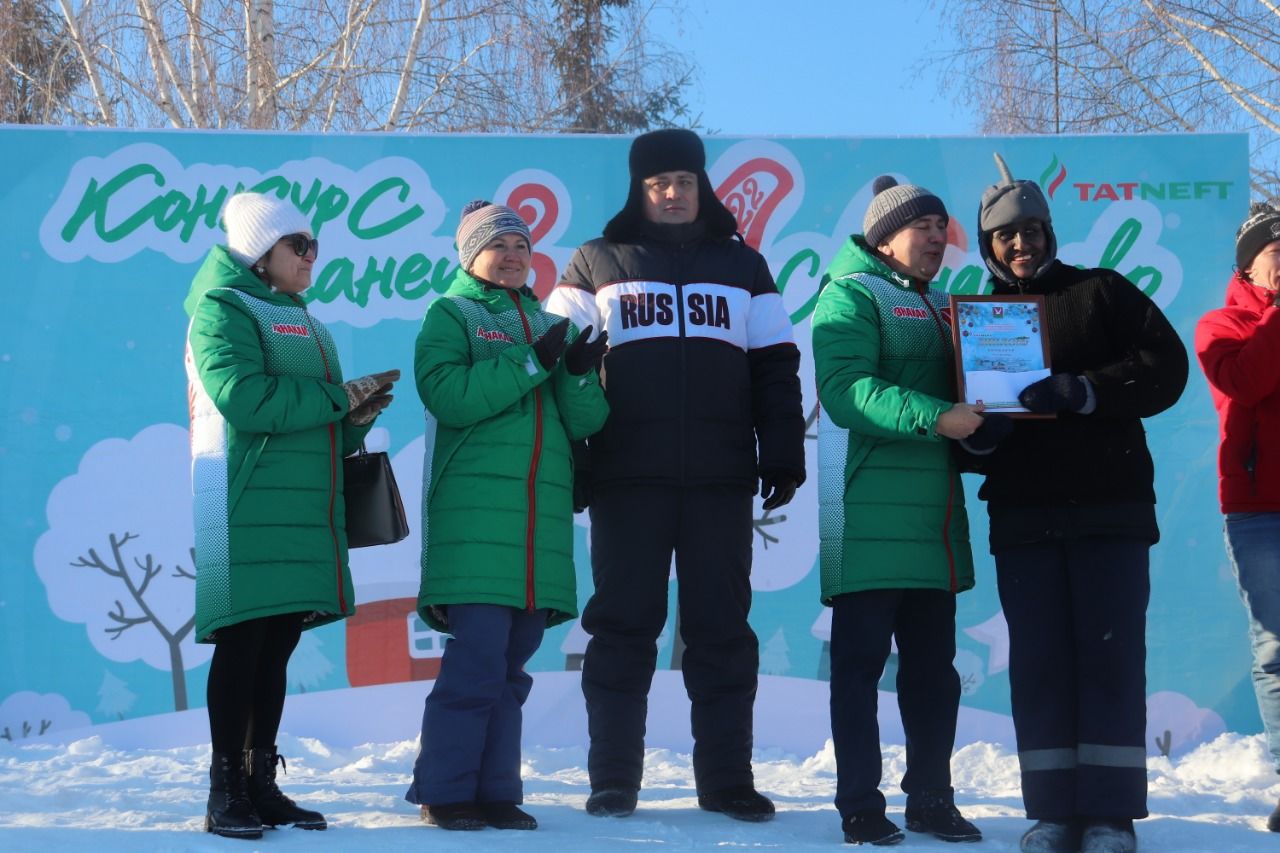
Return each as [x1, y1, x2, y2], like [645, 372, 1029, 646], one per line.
[455, 199, 531, 273]
[863, 175, 948, 249]
[603, 128, 738, 243]
[977, 153, 1058, 284]
[1236, 202, 1280, 272]
[629, 128, 706, 179]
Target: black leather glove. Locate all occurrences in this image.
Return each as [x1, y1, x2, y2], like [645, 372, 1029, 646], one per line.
[532, 317, 570, 371]
[962, 413, 1014, 452]
[564, 325, 610, 375]
[760, 471, 798, 511]
[1018, 373, 1088, 414]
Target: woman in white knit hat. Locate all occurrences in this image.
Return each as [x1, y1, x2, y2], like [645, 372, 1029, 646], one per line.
[184, 191, 400, 839]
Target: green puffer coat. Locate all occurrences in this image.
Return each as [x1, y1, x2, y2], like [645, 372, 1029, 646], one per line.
[812, 236, 973, 600]
[185, 245, 369, 641]
[415, 271, 608, 632]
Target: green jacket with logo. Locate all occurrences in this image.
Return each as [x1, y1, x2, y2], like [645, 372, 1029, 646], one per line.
[185, 245, 368, 642]
[811, 236, 973, 600]
[415, 271, 608, 632]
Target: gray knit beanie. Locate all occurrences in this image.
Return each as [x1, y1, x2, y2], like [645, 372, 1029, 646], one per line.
[455, 200, 532, 273]
[1236, 201, 1280, 272]
[977, 153, 1057, 284]
[223, 192, 312, 268]
[863, 176, 948, 248]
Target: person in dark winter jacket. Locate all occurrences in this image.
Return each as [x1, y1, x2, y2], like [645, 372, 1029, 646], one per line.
[1196, 201, 1280, 835]
[186, 191, 400, 839]
[812, 176, 988, 847]
[404, 201, 608, 832]
[967, 155, 1188, 853]
[544, 129, 806, 823]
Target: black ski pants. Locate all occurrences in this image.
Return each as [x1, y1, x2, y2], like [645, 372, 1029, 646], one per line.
[581, 484, 757, 795]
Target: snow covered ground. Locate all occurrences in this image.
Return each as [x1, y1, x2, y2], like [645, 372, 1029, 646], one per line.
[1, 673, 1277, 851]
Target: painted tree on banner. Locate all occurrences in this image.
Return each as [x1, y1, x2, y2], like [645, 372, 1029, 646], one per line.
[32, 424, 210, 713]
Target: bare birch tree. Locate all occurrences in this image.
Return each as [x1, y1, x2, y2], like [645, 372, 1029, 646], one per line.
[2, 0, 84, 122]
[939, 0, 1280, 196]
[35, 0, 689, 133]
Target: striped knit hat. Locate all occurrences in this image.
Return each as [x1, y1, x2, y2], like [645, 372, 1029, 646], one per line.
[456, 200, 532, 273]
[223, 192, 312, 268]
[863, 175, 948, 248]
[1237, 202, 1280, 272]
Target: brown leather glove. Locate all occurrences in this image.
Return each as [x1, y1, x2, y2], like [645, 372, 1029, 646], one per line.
[343, 369, 400, 412]
[348, 392, 393, 426]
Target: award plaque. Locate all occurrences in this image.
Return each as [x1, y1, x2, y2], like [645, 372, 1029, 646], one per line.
[949, 294, 1053, 417]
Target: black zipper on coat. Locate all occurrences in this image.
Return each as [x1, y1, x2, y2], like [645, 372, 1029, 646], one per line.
[674, 243, 690, 487]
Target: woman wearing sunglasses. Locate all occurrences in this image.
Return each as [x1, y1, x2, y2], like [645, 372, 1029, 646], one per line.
[184, 191, 400, 839]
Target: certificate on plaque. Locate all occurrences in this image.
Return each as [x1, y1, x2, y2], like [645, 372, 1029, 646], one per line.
[949, 294, 1052, 416]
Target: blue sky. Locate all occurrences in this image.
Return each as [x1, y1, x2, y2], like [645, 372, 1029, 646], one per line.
[651, 0, 977, 136]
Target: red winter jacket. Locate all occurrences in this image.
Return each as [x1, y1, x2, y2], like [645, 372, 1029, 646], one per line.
[1196, 272, 1280, 512]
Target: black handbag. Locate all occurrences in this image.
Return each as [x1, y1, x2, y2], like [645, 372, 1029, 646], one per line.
[343, 444, 410, 548]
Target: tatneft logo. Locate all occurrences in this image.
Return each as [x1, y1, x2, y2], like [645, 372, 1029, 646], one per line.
[891, 306, 930, 320]
[271, 323, 309, 336]
[1039, 154, 1232, 202]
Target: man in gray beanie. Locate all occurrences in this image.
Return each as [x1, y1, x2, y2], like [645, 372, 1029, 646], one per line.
[967, 154, 1187, 853]
[544, 128, 806, 823]
[811, 174, 988, 846]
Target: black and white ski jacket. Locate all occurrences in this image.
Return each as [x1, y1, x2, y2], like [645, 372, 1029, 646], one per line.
[545, 220, 805, 490]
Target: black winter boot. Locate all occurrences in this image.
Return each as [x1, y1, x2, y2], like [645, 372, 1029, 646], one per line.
[206, 750, 263, 839]
[904, 790, 981, 842]
[424, 802, 487, 830]
[697, 786, 776, 822]
[480, 801, 538, 830]
[585, 784, 639, 817]
[245, 746, 326, 830]
[841, 809, 905, 845]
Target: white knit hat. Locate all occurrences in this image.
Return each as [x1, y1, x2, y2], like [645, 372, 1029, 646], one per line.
[222, 192, 313, 267]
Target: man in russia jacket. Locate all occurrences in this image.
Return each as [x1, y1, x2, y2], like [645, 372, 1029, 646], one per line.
[545, 128, 805, 823]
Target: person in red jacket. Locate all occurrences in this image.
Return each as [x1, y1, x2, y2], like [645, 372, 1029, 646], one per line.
[1196, 200, 1280, 834]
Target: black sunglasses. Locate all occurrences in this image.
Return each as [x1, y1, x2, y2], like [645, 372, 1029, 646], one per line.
[280, 233, 319, 257]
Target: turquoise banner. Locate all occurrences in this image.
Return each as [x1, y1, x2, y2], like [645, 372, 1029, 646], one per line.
[0, 128, 1248, 755]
